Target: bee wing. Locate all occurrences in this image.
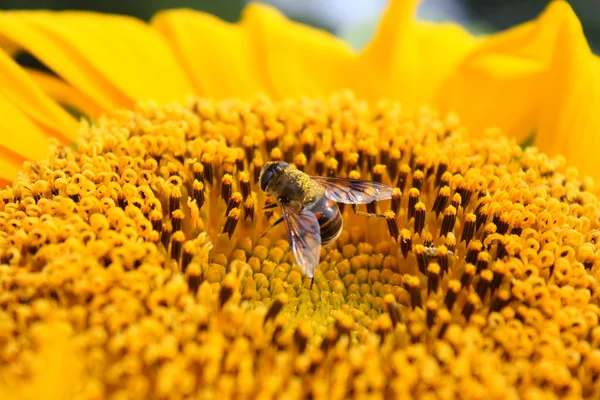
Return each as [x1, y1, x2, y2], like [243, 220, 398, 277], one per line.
[310, 176, 395, 204]
[281, 202, 321, 278]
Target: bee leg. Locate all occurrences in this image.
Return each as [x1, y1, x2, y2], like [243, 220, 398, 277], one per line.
[262, 202, 278, 210]
[260, 216, 284, 238]
[351, 204, 386, 218]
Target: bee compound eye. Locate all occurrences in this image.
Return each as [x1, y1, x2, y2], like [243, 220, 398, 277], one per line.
[260, 169, 274, 192]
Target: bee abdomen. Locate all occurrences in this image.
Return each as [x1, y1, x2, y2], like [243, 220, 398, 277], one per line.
[311, 197, 343, 245]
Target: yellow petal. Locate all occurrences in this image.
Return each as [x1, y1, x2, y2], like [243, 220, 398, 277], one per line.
[0, 92, 51, 182]
[349, 0, 477, 108]
[535, 4, 600, 182]
[240, 3, 354, 98]
[153, 4, 354, 99]
[0, 50, 77, 142]
[0, 11, 193, 111]
[25, 69, 104, 118]
[433, 1, 579, 142]
[152, 9, 268, 98]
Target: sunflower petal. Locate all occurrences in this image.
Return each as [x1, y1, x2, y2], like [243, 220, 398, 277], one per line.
[240, 3, 354, 98]
[0, 50, 77, 142]
[25, 69, 104, 118]
[535, 4, 600, 182]
[350, 0, 477, 108]
[0, 11, 193, 111]
[433, 1, 583, 142]
[0, 92, 51, 182]
[152, 9, 267, 98]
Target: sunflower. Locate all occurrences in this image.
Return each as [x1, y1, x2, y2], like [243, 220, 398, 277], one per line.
[1, 1, 600, 399]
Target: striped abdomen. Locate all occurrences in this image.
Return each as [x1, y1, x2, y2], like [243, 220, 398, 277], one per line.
[308, 196, 343, 245]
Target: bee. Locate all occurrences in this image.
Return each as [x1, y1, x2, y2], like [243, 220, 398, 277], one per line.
[259, 161, 395, 278]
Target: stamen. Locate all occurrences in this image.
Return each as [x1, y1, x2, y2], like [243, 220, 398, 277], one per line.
[388, 149, 401, 181]
[460, 263, 476, 290]
[201, 153, 214, 185]
[481, 223, 497, 248]
[384, 294, 402, 327]
[225, 192, 243, 216]
[400, 229, 412, 259]
[219, 275, 236, 308]
[439, 205, 457, 238]
[181, 241, 195, 273]
[435, 245, 450, 276]
[385, 211, 399, 241]
[475, 269, 493, 300]
[169, 186, 181, 214]
[475, 251, 490, 274]
[253, 158, 263, 184]
[414, 244, 428, 274]
[450, 193, 461, 214]
[426, 299, 438, 328]
[412, 170, 424, 192]
[264, 294, 288, 325]
[434, 157, 448, 187]
[314, 151, 325, 176]
[433, 186, 450, 218]
[326, 158, 338, 177]
[427, 263, 441, 295]
[465, 240, 483, 264]
[490, 262, 506, 294]
[294, 153, 307, 172]
[150, 210, 163, 234]
[407, 188, 420, 221]
[437, 309, 451, 339]
[186, 263, 203, 293]
[170, 230, 185, 262]
[405, 275, 422, 309]
[462, 293, 480, 322]
[461, 213, 476, 245]
[294, 323, 310, 353]
[192, 180, 205, 209]
[397, 164, 410, 192]
[222, 208, 241, 238]
[221, 174, 233, 205]
[444, 280, 462, 311]
[439, 171, 452, 191]
[171, 210, 184, 232]
[414, 202, 426, 235]
[372, 164, 386, 183]
[244, 198, 255, 221]
[489, 289, 511, 314]
[391, 189, 402, 215]
[239, 172, 251, 200]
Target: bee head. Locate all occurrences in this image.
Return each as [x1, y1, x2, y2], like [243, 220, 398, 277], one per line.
[259, 161, 289, 192]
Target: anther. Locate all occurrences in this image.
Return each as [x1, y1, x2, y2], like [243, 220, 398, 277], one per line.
[294, 323, 310, 353]
[460, 263, 476, 290]
[427, 263, 441, 296]
[294, 153, 307, 172]
[314, 151, 325, 176]
[169, 186, 181, 214]
[439, 171, 452, 190]
[239, 172, 251, 200]
[407, 188, 420, 221]
[397, 164, 411, 192]
[496, 212, 510, 235]
[187, 263, 203, 293]
[221, 174, 233, 205]
[171, 210, 184, 232]
[475, 251, 490, 274]
[444, 280, 462, 311]
[264, 294, 288, 325]
[439, 205, 457, 238]
[372, 164, 386, 183]
[400, 229, 412, 259]
[414, 244, 428, 274]
[432, 187, 450, 218]
[201, 153, 214, 185]
[437, 309, 451, 339]
[406, 275, 423, 309]
[225, 192, 243, 216]
[445, 233, 456, 254]
[244, 198, 255, 221]
[426, 300, 438, 328]
[435, 245, 450, 276]
[384, 294, 402, 327]
[490, 262, 506, 294]
[385, 211, 399, 241]
[388, 149, 401, 181]
[150, 211, 163, 234]
[475, 269, 493, 300]
[391, 189, 402, 215]
[489, 289, 510, 314]
[481, 223, 497, 247]
[474, 197, 490, 230]
[434, 157, 448, 187]
[326, 158, 338, 177]
[161, 224, 172, 249]
[219, 275, 236, 308]
[253, 158, 263, 184]
[181, 241, 195, 273]
[222, 208, 241, 239]
[461, 213, 476, 245]
[192, 180, 205, 209]
[465, 240, 483, 264]
[367, 146, 378, 171]
[302, 132, 315, 163]
[462, 293, 479, 322]
[414, 202, 426, 235]
[170, 231, 185, 262]
[333, 143, 345, 172]
[412, 170, 424, 192]
[450, 193, 461, 214]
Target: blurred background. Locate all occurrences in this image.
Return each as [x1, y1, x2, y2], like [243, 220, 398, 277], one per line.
[1, 0, 598, 53]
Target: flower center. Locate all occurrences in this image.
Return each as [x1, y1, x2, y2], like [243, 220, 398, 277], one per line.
[1, 91, 599, 398]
